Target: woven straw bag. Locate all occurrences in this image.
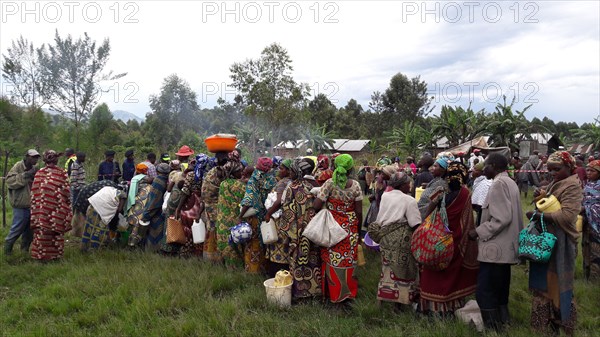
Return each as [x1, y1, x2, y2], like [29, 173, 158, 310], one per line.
[166, 217, 187, 244]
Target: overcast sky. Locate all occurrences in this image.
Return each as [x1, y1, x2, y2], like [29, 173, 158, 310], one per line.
[1, 1, 598, 125]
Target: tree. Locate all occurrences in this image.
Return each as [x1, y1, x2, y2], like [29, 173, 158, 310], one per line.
[431, 104, 488, 147]
[484, 96, 532, 151]
[386, 121, 434, 158]
[37, 30, 126, 148]
[572, 116, 600, 151]
[229, 43, 309, 159]
[302, 124, 335, 153]
[87, 103, 122, 149]
[307, 93, 337, 132]
[147, 74, 200, 150]
[1, 36, 50, 108]
[381, 73, 433, 127]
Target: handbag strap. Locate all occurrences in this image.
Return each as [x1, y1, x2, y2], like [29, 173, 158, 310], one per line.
[529, 210, 547, 233]
[438, 195, 450, 232]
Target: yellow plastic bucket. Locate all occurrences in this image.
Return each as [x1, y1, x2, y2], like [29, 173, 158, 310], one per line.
[536, 195, 562, 213]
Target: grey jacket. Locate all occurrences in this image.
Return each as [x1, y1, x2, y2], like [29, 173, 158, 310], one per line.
[6, 160, 36, 209]
[475, 172, 523, 264]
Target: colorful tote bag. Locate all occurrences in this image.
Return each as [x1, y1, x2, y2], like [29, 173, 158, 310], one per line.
[410, 197, 454, 271]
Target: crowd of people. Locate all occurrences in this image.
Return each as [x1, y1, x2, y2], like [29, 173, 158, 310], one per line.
[3, 144, 599, 335]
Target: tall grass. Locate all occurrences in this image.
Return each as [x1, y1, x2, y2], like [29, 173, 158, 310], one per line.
[0, 192, 598, 337]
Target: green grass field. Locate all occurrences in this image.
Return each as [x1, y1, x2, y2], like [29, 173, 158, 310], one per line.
[1, 194, 598, 337]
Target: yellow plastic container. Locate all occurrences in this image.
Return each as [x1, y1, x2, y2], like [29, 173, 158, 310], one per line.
[415, 187, 425, 201]
[357, 244, 366, 267]
[536, 195, 562, 213]
[576, 215, 583, 232]
[274, 270, 293, 287]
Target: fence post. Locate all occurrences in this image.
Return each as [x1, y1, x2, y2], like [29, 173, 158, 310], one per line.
[2, 150, 9, 227]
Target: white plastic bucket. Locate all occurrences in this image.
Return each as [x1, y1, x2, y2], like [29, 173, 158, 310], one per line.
[261, 219, 278, 244]
[263, 278, 292, 308]
[192, 219, 206, 244]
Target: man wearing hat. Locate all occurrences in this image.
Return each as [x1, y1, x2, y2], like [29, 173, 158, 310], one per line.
[98, 150, 122, 182]
[122, 149, 135, 182]
[4, 149, 40, 255]
[160, 153, 171, 164]
[175, 145, 194, 171]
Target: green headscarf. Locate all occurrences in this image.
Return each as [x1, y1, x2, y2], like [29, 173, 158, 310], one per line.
[281, 158, 293, 169]
[332, 154, 354, 189]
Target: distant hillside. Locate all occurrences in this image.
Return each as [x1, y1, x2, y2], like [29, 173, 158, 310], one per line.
[42, 108, 144, 123]
[113, 110, 144, 123]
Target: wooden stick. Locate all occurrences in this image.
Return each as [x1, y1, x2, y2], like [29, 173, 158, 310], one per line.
[1, 150, 9, 227]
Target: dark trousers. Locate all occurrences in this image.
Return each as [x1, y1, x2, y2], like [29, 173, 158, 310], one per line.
[476, 262, 511, 310]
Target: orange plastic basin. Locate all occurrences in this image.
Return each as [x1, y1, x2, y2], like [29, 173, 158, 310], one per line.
[205, 134, 238, 153]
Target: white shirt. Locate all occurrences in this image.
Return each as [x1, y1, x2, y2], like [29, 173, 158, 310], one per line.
[471, 176, 493, 206]
[375, 190, 422, 228]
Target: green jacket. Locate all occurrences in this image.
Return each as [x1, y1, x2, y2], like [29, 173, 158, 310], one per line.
[6, 160, 36, 209]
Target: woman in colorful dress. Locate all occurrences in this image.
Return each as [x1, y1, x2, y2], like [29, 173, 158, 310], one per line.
[417, 154, 452, 219]
[314, 155, 333, 186]
[30, 150, 72, 261]
[215, 160, 247, 268]
[583, 159, 600, 280]
[368, 172, 421, 309]
[418, 162, 479, 317]
[70, 180, 117, 238]
[281, 158, 322, 299]
[526, 151, 583, 335]
[239, 157, 277, 273]
[200, 151, 231, 262]
[138, 163, 170, 252]
[81, 184, 127, 251]
[264, 159, 293, 277]
[314, 154, 363, 304]
[161, 169, 193, 257]
[126, 164, 152, 246]
[175, 154, 210, 257]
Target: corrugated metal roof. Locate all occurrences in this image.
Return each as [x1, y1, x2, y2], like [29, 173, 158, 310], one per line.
[273, 139, 369, 152]
[337, 140, 370, 152]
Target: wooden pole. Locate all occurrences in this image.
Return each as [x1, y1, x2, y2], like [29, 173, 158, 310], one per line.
[2, 150, 9, 227]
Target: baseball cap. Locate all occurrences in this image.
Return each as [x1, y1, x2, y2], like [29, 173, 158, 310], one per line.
[26, 149, 40, 157]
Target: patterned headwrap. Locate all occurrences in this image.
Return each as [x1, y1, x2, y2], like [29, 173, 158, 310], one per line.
[170, 160, 181, 171]
[223, 160, 244, 179]
[332, 154, 354, 189]
[547, 151, 576, 173]
[587, 160, 600, 173]
[228, 150, 241, 162]
[381, 165, 398, 178]
[136, 163, 148, 174]
[256, 157, 273, 173]
[389, 172, 410, 189]
[43, 150, 62, 164]
[317, 155, 329, 169]
[290, 158, 303, 178]
[194, 153, 210, 182]
[445, 162, 468, 188]
[272, 156, 283, 167]
[281, 158, 293, 169]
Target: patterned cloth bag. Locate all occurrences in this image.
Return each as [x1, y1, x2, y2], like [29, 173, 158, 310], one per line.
[518, 211, 556, 263]
[410, 197, 454, 271]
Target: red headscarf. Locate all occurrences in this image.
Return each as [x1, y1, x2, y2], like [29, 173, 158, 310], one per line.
[317, 154, 329, 169]
[588, 160, 600, 173]
[256, 157, 273, 173]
